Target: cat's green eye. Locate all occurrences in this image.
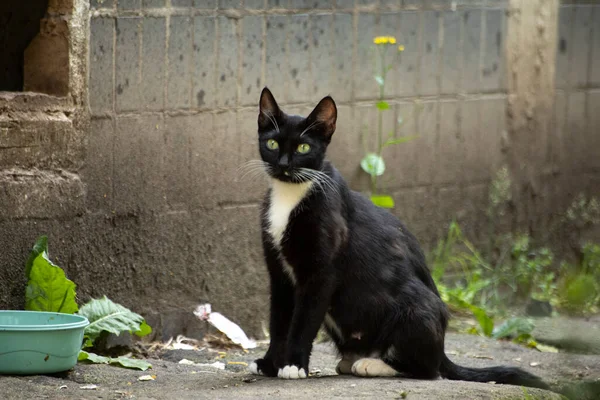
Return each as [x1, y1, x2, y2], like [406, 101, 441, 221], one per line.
[297, 143, 311, 154]
[266, 139, 279, 150]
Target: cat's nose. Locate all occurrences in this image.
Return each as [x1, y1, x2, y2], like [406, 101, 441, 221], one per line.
[278, 154, 290, 168]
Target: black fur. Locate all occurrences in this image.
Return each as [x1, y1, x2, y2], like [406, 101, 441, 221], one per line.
[251, 87, 549, 390]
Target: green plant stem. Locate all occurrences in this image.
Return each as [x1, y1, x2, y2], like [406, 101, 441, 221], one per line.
[373, 46, 387, 195]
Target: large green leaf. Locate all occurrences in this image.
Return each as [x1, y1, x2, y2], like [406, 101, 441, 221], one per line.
[79, 350, 152, 371]
[360, 153, 385, 177]
[371, 195, 395, 208]
[77, 296, 147, 343]
[25, 252, 78, 314]
[26, 236, 48, 278]
[492, 317, 534, 340]
[470, 305, 494, 337]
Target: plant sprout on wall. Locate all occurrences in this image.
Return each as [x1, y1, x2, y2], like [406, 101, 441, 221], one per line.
[361, 36, 418, 209]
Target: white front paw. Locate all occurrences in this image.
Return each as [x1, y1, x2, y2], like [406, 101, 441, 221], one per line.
[248, 362, 263, 375]
[277, 365, 307, 379]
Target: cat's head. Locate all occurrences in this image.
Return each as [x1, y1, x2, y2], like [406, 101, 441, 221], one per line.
[257, 87, 337, 183]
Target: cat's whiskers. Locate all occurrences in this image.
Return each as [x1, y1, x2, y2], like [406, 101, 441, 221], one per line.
[237, 160, 271, 182]
[296, 168, 339, 201]
[298, 168, 339, 197]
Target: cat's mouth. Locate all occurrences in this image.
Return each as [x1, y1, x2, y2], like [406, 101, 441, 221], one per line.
[270, 167, 309, 184]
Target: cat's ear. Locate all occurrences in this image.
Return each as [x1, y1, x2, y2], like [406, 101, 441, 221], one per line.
[258, 87, 281, 131]
[306, 96, 337, 139]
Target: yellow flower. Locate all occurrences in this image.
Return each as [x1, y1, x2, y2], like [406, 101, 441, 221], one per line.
[373, 36, 397, 46]
[398, 45, 405, 52]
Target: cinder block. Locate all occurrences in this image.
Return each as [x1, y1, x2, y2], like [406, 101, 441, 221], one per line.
[216, 16, 239, 107]
[0, 113, 74, 169]
[115, 17, 141, 112]
[555, 6, 572, 90]
[479, 98, 505, 174]
[142, 17, 166, 110]
[587, 92, 600, 169]
[327, 105, 365, 187]
[265, 16, 288, 100]
[566, 92, 587, 171]
[332, 13, 354, 102]
[193, 112, 245, 206]
[268, 0, 287, 7]
[245, 0, 265, 9]
[143, 0, 165, 8]
[441, 10, 461, 94]
[240, 16, 264, 106]
[192, 16, 216, 108]
[436, 99, 460, 184]
[552, 91, 567, 165]
[462, 9, 482, 93]
[288, 15, 311, 103]
[91, 0, 113, 9]
[172, 0, 192, 7]
[569, 6, 592, 88]
[395, 11, 419, 97]
[118, 0, 141, 10]
[84, 117, 114, 213]
[90, 17, 114, 114]
[168, 16, 192, 109]
[420, 11, 440, 96]
[379, 13, 400, 98]
[310, 14, 333, 102]
[437, 186, 465, 234]
[415, 100, 438, 185]
[290, 0, 332, 9]
[193, 0, 217, 8]
[164, 115, 192, 210]
[481, 9, 505, 92]
[236, 109, 270, 204]
[355, 13, 378, 100]
[335, 0, 355, 9]
[114, 115, 166, 213]
[219, 0, 242, 8]
[0, 169, 85, 220]
[591, 6, 600, 85]
[387, 102, 419, 187]
[460, 99, 484, 182]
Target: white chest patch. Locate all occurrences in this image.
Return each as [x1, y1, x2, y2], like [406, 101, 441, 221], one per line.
[267, 179, 313, 248]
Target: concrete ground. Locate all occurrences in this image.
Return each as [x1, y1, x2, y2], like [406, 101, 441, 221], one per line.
[1, 333, 599, 400]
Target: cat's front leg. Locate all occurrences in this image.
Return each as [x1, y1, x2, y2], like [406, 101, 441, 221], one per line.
[250, 246, 295, 377]
[278, 275, 335, 379]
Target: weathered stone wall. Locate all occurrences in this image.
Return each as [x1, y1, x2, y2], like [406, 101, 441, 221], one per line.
[1, 0, 599, 338]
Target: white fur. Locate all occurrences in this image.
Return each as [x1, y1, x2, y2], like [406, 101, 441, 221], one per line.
[267, 179, 313, 285]
[248, 362, 262, 375]
[351, 358, 398, 377]
[267, 180, 313, 248]
[278, 365, 307, 379]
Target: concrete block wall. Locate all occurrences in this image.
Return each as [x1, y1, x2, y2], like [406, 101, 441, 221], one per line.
[2, 0, 598, 337]
[553, 1, 600, 212]
[80, 0, 516, 334]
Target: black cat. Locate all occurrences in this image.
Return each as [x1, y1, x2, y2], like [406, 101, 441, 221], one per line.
[248, 87, 548, 390]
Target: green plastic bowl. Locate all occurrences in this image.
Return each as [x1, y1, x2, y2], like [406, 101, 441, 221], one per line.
[0, 310, 89, 375]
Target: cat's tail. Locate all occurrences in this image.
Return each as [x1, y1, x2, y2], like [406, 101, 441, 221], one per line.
[439, 354, 550, 390]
